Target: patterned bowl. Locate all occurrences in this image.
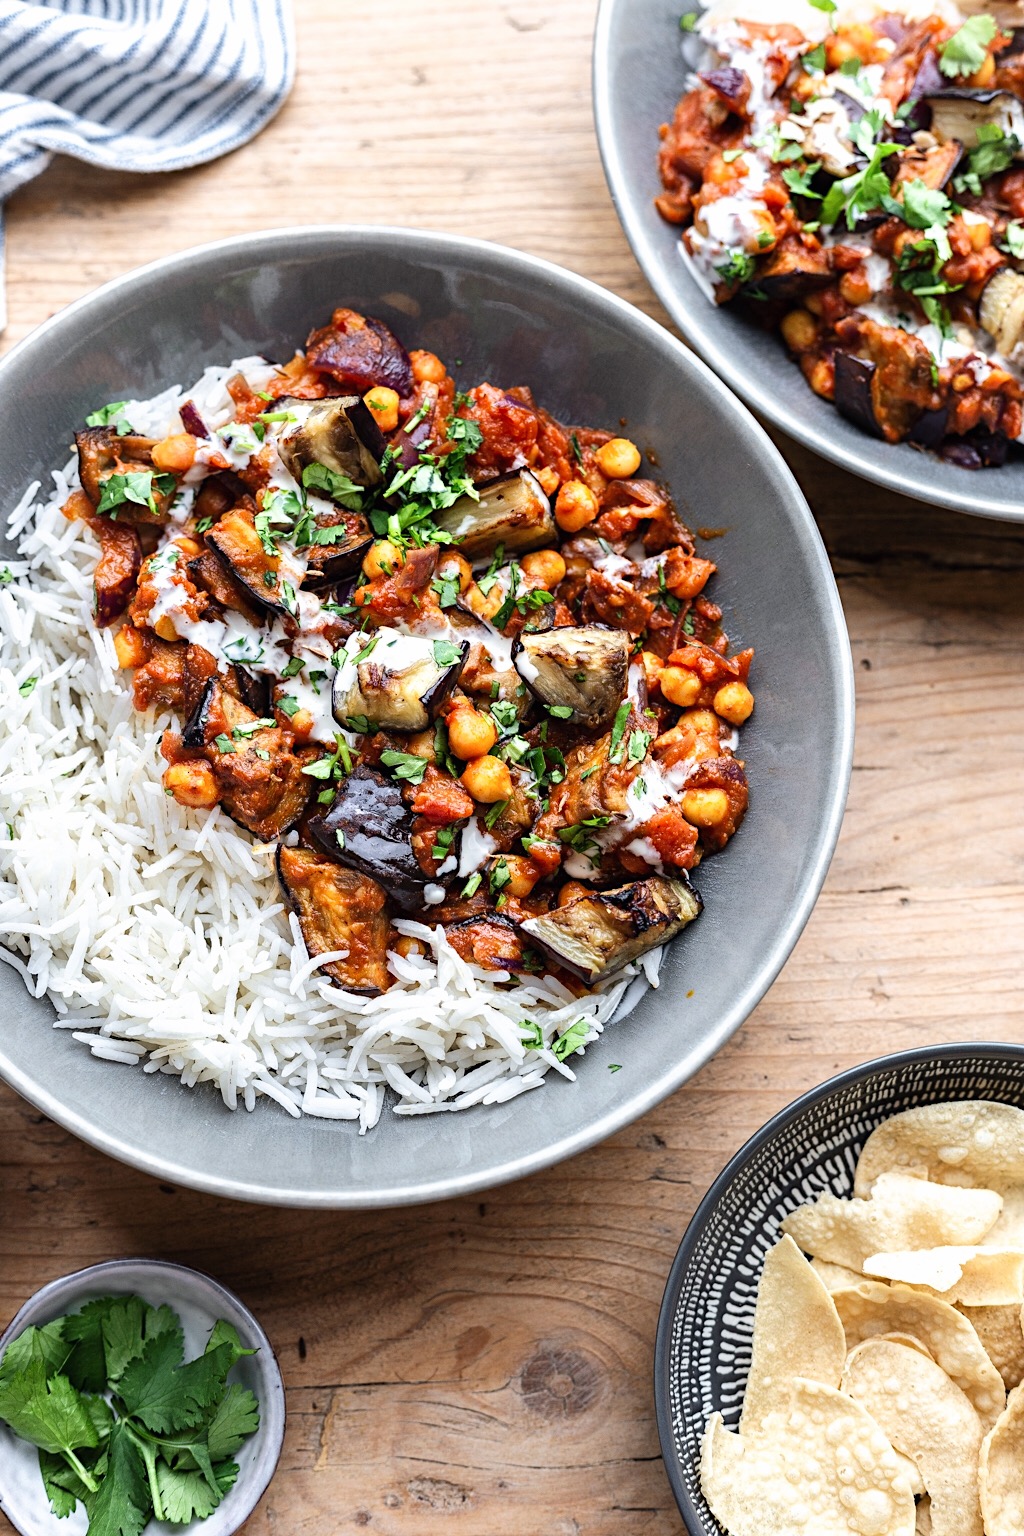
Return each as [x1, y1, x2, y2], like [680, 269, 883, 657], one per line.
[654, 1041, 1024, 1533]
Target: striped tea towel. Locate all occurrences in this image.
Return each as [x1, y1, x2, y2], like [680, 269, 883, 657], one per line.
[0, 0, 296, 330]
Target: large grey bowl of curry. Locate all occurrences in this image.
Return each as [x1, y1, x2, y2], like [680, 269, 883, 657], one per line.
[0, 226, 854, 1206]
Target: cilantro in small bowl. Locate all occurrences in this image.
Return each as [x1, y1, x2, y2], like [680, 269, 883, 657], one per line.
[0, 1260, 284, 1536]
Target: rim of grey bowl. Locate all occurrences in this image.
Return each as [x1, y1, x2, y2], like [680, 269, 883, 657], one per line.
[0, 225, 854, 1207]
[652, 1038, 1024, 1529]
[0, 1258, 285, 1534]
[591, 1, 1024, 525]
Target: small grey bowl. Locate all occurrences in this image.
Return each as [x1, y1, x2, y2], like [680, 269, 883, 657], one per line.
[654, 1041, 1024, 1533]
[0, 1259, 285, 1536]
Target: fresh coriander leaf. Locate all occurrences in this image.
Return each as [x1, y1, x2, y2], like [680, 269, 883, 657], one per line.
[86, 401, 133, 435]
[547, 703, 574, 719]
[489, 858, 511, 896]
[521, 1019, 545, 1050]
[899, 178, 952, 231]
[88, 1421, 150, 1536]
[446, 414, 484, 453]
[679, 9, 697, 29]
[0, 1320, 70, 1381]
[280, 580, 298, 618]
[432, 638, 463, 667]
[301, 462, 364, 510]
[231, 717, 275, 739]
[61, 1300, 119, 1393]
[607, 700, 631, 763]
[801, 41, 826, 71]
[39, 1448, 91, 1518]
[953, 126, 1020, 195]
[214, 733, 235, 755]
[821, 137, 900, 230]
[715, 249, 757, 286]
[380, 749, 429, 785]
[281, 656, 305, 679]
[96, 471, 162, 520]
[939, 14, 997, 79]
[431, 571, 461, 608]
[569, 431, 584, 466]
[1002, 220, 1024, 259]
[277, 695, 300, 718]
[461, 872, 482, 898]
[0, 566, 13, 585]
[553, 1018, 591, 1061]
[155, 1458, 239, 1524]
[782, 161, 822, 200]
[0, 1361, 99, 1461]
[484, 798, 509, 830]
[203, 1320, 256, 1371]
[627, 729, 652, 765]
[345, 714, 371, 734]
[117, 1332, 232, 1435]
[492, 562, 522, 630]
[609, 1062, 622, 1073]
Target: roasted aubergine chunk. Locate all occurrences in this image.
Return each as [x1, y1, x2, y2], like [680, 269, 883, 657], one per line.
[183, 679, 314, 839]
[512, 625, 630, 730]
[520, 874, 702, 984]
[433, 470, 555, 561]
[305, 307, 414, 397]
[333, 628, 469, 733]
[206, 507, 293, 619]
[276, 845, 391, 995]
[276, 394, 386, 492]
[307, 763, 432, 909]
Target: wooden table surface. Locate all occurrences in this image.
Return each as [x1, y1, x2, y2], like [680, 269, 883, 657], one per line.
[2, 1, 1023, 1531]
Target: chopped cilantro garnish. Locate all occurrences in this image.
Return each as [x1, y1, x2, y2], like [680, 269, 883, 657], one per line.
[96, 470, 174, 520]
[489, 858, 511, 896]
[679, 9, 697, 30]
[484, 798, 509, 830]
[431, 571, 461, 608]
[548, 704, 574, 719]
[462, 871, 482, 898]
[301, 461, 364, 510]
[86, 400, 133, 435]
[214, 733, 235, 754]
[432, 638, 463, 667]
[607, 700, 631, 764]
[0, 567, 12, 586]
[782, 161, 822, 200]
[953, 126, 1020, 197]
[18, 676, 37, 698]
[380, 748, 429, 784]
[231, 718, 275, 739]
[715, 250, 757, 286]
[1001, 220, 1024, 259]
[553, 1017, 591, 1061]
[939, 15, 997, 79]
[277, 695, 300, 718]
[801, 41, 827, 72]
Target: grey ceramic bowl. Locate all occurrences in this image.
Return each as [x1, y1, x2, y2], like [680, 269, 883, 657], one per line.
[0, 1259, 285, 1536]
[0, 225, 853, 1206]
[654, 1040, 1024, 1533]
[593, 0, 1024, 522]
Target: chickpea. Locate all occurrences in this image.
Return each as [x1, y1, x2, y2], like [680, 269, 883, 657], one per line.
[780, 309, 818, 354]
[713, 680, 754, 726]
[535, 465, 560, 497]
[520, 548, 566, 588]
[151, 433, 197, 474]
[558, 880, 590, 908]
[448, 705, 498, 760]
[363, 385, 400, 433]
[681, 787, 730, 828]
[501, 855, 541, 898]
[353, 584, 374, 607]
[554, 479, 599, 533]
[640, 650, 664, 688]
[436, 550, 472, 592]
[682, 707, 719, 735]
[163, 760, 218, 808]
[595, 437, 642, 479]
[460, 754, 512, 803]
[288, 707, 315, 739]
[807, 358, 834, 399]
[361, 539, 405, 581]
[153, 615, 179, 643]
[409, 349, 447, 384]
[804, 292, 825, 318]
[839, 270, 872, 307]
[660, 666, 703, 708]
[952, 372, 973, 393]
[174, 536, 203, 560]
[393, 935, 427, 959]
[113, 625, 148, 669]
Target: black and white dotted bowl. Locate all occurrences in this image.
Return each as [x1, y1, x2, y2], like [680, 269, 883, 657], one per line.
[654, 1042, 1024, 1534]
[0, 1259, 285, 1536]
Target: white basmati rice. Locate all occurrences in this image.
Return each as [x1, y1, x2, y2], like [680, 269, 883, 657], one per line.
[0, 362, 660, 1130]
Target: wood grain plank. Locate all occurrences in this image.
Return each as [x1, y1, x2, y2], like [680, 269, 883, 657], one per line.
[2, 0, 1023, 1530]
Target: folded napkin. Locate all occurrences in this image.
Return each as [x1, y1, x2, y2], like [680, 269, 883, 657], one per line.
[0, 0, 295, 329]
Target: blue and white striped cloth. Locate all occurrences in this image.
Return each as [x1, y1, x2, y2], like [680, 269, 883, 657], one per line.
[0, 0, 295, 328]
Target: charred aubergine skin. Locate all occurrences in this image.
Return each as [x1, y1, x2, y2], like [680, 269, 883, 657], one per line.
[276, 845, 392, 995]
[308, 764, 434, 909]
[276, 394, 386, 491]
[520, 874, 703, 984]
[512, 625, 630, 730]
